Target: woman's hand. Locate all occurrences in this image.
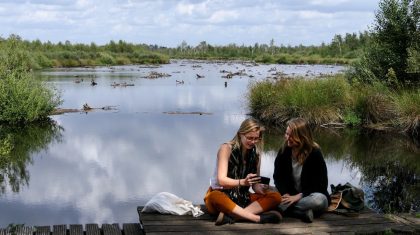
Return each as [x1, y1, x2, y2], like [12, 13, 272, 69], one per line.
[280, 193, 302, 206]
[242, 173, 259, 186]
[253, 183, 269, 194]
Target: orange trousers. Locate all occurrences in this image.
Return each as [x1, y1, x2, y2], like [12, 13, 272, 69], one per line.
[204, 187, 282, 215]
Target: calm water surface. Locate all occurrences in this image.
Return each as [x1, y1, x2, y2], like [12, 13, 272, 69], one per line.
[0, 60, 418, 227]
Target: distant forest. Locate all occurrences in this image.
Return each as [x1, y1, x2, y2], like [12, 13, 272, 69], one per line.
[0, 31, 371, 69]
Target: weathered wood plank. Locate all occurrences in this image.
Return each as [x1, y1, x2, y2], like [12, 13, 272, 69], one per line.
[122, 223, 145, 235]
[34, 226, 50, 235]
[86, 224, 100, 235]
[52, 225, 66, 235]
[102, 224, 122, 235]
[139, 207, 418, 235]
[69, 224, 83, 235]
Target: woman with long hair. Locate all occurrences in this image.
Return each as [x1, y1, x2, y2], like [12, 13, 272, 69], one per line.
[204, 118, 282, 225]
[273, 117, 330, 223]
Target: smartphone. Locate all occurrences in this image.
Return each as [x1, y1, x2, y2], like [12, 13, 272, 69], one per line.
[259, 176, 270, 185]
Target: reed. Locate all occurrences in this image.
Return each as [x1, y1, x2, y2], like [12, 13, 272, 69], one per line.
[393, 88, 420, 138]
[248, 75, 419, 138]
[248, 75, 351, 126]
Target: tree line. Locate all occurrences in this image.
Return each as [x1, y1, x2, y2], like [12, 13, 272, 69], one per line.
[0, 30, 371, 70]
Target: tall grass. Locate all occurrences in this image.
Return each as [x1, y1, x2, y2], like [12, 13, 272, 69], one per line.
[393, 88, 420, 138]
[248, 75, 420, 136]
[248, 75, 352, 126]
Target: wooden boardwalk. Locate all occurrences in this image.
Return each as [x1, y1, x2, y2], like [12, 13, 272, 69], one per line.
[0, 208, 418, 235]
[138, 206, 419, 235]
[0, 223, 144, 235]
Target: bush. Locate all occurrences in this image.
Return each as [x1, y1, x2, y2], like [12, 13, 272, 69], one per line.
[0, 76, 61, 124]
[0, 37, 61, 124]
[98, 52, 116, 65]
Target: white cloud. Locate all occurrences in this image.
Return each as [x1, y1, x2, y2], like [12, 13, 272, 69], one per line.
[208, 10, 239, 23]
[0, 0, 381, 46]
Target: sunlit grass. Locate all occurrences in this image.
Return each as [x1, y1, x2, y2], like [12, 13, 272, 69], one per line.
[248, 75, 351, 126]
[248, 74, 420, 137]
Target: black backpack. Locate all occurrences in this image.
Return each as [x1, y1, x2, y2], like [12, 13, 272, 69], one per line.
[327, 182, 365, 215]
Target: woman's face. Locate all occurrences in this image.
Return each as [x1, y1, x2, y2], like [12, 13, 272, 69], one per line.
[285, 126, 298, 148]
[240, 130, 260, 150]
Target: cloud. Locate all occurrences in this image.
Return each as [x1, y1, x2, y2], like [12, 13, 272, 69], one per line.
[0, 0, 380, 46]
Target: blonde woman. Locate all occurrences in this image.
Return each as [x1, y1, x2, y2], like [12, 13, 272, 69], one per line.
[204, 118, 282, 225]
[274, 117, 330, 223]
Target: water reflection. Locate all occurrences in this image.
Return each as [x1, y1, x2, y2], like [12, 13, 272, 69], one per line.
[0, 120, 62, 194]
[305, 128, 418, 214]
[338, 130, 419, 213]
[0, 62, 417, 227]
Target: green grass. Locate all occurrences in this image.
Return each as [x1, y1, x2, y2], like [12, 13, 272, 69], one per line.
[248, 75, 352, 125]
[248, 74, 420, 136]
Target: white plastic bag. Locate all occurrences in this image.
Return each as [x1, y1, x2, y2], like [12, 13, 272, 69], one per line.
[141, 192, 204, 217]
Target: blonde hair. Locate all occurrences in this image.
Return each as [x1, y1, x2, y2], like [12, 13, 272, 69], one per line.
[229, 118, 265, 154]
[284, 117, 319, 164]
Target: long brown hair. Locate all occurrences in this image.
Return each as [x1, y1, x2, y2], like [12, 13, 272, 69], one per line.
[229, 118, 265, 154]
[283, 117, 319, 164]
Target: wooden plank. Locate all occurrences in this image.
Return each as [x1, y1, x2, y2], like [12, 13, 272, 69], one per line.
[85, 224, 100, 235]
[102, 224, 122, 235]
[138, 205, 420, 234]
[34, 226, 50, 235]
[142, 216, 393, 228]
[52, 225, 66, 235]
[69, 224, 83, 235]
[122, 223, 145, 235]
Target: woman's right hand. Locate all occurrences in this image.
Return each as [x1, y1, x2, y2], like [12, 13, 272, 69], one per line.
[242, 173, 259, 186]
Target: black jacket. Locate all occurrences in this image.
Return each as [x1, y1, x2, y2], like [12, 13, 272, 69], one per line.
[273, 146, 331, 204]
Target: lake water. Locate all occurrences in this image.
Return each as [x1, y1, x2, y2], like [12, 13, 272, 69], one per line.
[0, 60, 418, 227]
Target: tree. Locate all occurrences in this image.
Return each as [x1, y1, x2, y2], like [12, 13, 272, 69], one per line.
[348, 0, 419, 85]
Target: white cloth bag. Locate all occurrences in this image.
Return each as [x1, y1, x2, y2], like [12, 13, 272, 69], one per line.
[141, 192, 204, 217]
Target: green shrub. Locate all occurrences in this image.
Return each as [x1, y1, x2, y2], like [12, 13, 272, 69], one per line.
[0, 37, 61, 124]
[343, 110, 362, 126]
[98, 52, 116, 65]
[0, 76, 61, 124]
[255, 54, 275, 64]
[116, 56, 131, 65]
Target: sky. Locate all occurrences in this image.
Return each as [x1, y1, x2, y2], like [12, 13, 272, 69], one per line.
[0, 0, 381, 48]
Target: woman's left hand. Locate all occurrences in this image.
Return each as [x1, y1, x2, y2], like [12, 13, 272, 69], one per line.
[253, 183, 269, 194]
[281, 193, 302, 206]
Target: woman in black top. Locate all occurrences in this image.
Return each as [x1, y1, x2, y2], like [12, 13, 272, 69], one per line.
[273, 118, 330, 223]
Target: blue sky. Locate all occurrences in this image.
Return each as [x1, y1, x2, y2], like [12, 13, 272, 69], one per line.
[0, 0, 381, 47]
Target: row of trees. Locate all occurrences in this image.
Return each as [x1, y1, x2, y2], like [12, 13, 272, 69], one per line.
[156, 32, 371, 64]
[0, 30, 370, 70]
[0, 35, 170, 69]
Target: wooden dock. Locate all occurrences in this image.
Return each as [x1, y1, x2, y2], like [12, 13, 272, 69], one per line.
[0, 207, 418, 235]
[138, 206, 419, 234]
[0, 223, 144, 235]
